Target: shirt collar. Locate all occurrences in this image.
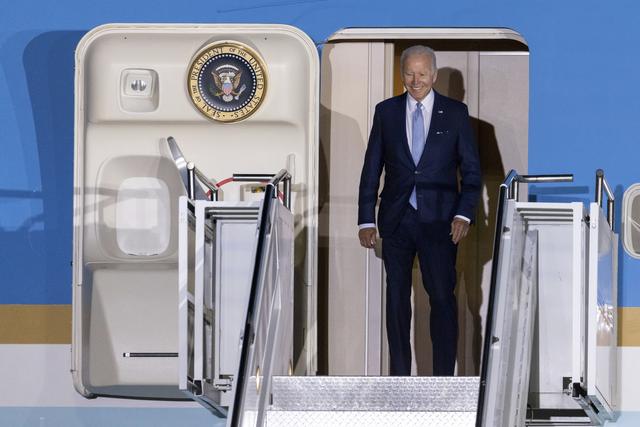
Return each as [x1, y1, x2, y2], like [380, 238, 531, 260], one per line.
[407, 90, 435, 112]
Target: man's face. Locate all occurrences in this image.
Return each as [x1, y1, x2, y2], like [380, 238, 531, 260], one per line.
[402, 53, 437, 102]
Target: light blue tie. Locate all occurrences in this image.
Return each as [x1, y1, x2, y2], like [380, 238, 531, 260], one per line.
[409, 102, 425, 209]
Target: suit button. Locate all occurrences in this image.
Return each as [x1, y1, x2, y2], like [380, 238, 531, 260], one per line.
[415, 171, 421, 175]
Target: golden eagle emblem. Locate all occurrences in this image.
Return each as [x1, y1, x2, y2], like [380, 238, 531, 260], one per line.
[212, 66, 246, 102]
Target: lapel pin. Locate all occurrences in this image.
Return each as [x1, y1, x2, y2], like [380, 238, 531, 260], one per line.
[437, 110, 444, 114]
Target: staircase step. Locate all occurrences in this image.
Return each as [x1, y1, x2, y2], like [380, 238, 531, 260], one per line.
[270, 376, 479, 412]
[265, 410, 476, 426]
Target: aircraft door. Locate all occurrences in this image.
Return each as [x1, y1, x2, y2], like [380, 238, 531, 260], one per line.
[72, 23, 319, 402]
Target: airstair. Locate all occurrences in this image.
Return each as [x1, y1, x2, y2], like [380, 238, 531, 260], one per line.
[177, 161, 619, 426]
[173, 137, 477, 425]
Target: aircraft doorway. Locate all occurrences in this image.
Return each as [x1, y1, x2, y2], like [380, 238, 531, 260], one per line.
[320, 29, 529, 375]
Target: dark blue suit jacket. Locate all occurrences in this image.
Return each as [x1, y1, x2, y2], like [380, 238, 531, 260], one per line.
[358, 91, 481, 238]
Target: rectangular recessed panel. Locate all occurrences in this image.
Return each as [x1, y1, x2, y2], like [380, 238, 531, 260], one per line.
[270, 376, 479, 412]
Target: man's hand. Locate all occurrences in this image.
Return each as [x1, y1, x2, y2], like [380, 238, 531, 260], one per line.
[450, 218, 470, 244]
[358, 227, 377, 249]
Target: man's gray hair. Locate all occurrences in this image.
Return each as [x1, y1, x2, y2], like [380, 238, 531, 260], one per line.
[400, 45, 437, 73]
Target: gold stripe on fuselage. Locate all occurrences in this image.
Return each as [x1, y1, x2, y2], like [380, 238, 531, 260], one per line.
[0, 305, 71, 344]
[2, 304, 640, 346]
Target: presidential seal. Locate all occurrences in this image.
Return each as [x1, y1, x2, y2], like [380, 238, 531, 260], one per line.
[187, 41, 267, 123]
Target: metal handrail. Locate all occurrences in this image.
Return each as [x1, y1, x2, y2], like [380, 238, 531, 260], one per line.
[232, 171, 292, 210]
[233, 173, 278, 182]
[186, 162, 220, 201]
[595, 169, 615, 231]
[504, 169, 518, 199]
[196, 165, 220, 201]
[167, 136, 220, 201]
[508, 172, 574, 201]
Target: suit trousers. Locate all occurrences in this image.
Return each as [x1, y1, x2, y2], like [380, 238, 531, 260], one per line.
[382, 205, 458, 376]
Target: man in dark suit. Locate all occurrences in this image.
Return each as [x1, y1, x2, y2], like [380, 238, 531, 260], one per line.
[358, 45, 481, 376]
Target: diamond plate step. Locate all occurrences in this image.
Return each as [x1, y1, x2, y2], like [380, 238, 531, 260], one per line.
[264, 376, 479, 426]
[265, 410, 477, 426]
[270, 376, 479, 411]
